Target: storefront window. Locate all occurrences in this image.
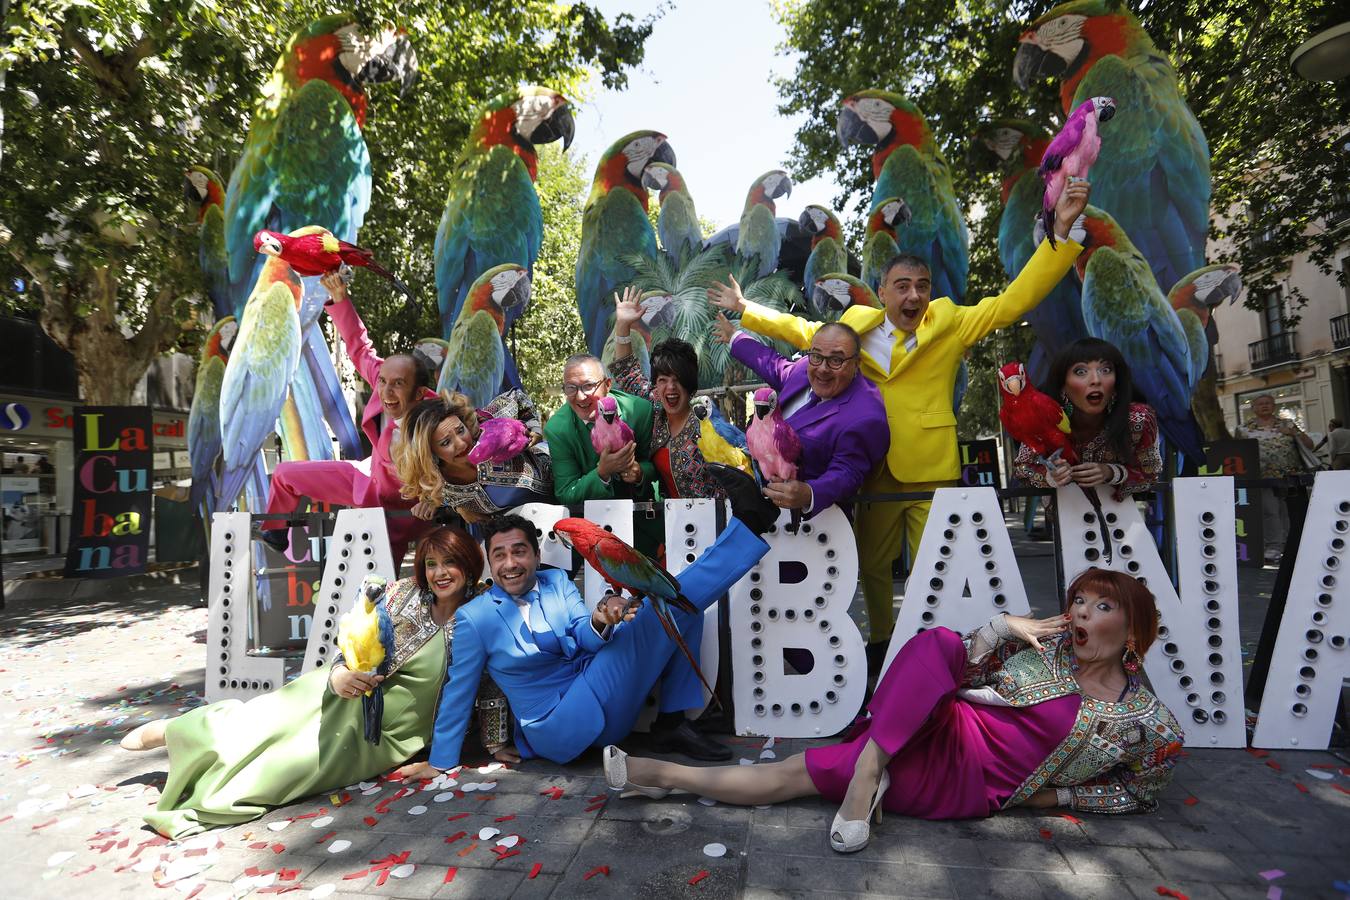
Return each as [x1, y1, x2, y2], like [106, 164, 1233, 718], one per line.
[1, 443, 57, 554]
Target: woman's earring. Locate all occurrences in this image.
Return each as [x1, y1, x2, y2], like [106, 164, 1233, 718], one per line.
[1106, 394, 1117, 414]
[1122, 638, 1141, 674]
[1061, 393, 1074, 417]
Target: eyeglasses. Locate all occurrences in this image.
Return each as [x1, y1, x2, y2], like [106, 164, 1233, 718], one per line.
[561, 379, 606, 397]
[807, 351, 858, 370]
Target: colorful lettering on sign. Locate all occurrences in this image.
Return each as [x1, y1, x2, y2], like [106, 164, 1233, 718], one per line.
[41, 406, 183, 437]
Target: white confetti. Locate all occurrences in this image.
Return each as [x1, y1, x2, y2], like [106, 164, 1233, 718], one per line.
[327, 839, 351, 853]
[738, 758, 755, 766]
[267, 820, 291, 832]
[360, 786, 382, 796]
[477, 782, 497, 792]
[762, 737, 776, 749]
[698, 796, 717, 806]
[477, 763, 504, 774]
[40, 797, 69, 812]
[132, 858, 158, 873]
[309, 885, 337, 900]
[703, 842, 727, 858]
[496, 834, 521, 849]
[159, 858, 212, 885]
[1306, 769, 1335, 780]
[357, 782, 376, 791]
[68, 784, 98, 799]
[460, 783, 479, 793]
[433, 792, 456, 803]
[311, 816, 334, 828]
[407, 805, 427, 816]
[390, 864, 415, 879]
[754, 804, 772, 810]
[477, 827, 500, 840]
[759, 750, 777, 761]
[46, 851, 75, 867]
[28, 784, 51, 796]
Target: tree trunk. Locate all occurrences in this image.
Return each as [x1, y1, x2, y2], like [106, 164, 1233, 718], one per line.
[1192, 371, 1232, 443]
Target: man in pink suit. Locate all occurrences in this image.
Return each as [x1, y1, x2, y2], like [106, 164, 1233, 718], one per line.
[260, 272, 437, 564]
[715, 316, 889, 518]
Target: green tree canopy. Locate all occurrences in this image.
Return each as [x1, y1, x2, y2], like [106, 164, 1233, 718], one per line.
[0, 0, 651, 402]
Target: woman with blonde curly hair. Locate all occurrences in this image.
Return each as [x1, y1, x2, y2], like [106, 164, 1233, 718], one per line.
[396, 389, 552, 525]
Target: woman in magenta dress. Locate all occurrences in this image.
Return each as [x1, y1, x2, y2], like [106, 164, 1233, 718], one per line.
[603, 569, 1183, 853]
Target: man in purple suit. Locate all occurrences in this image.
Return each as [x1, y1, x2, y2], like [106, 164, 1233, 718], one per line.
[713, 313, 889, 518]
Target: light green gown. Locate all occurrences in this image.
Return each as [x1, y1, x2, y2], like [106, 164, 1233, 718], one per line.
[145, 634, 446, 839]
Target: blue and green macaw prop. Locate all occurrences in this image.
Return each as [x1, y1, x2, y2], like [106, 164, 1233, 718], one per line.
[737, 170, 793, 280]
[798, 204, 847, 303]
[184, 166, 231, 319]
[1014, 0, 1209, 298]
[437, 264, 531, 409]
[1073, 205, 1204, 464]
[434, 86, 574, 376]
[576, 130, 676, 356]
[861, 197, 911, 293]
[221, 15, 416, 486]
[642, 162, 702, 265]
[187, 316, 237, 532]
[838, 90, 969, 305]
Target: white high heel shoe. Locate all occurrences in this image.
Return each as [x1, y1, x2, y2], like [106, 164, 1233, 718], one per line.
[601, 745, 671, 799]
[829, 769, 890, 853]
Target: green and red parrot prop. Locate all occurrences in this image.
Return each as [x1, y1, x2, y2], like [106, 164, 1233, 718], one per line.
[437, 263, 531, 408]
[187, 316, 238, 532]
[997, 361, 1111, 562]
[253, 227, 410, 297]
[811, 274, 881, 320]
[837, 90, 968, 304]
[576, 130, 676, 356]
[642, 162, 702, 264]
[553, 517, 718, 706]
[861, 197, 911, 293]
[799, 204, 847, 303]
[184, 166, 231, 319]
[435, 86, 574, 372]
[737, 170, 793, 280]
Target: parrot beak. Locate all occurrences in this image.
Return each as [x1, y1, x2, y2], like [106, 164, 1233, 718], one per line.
[836, 104, 878, 148]
[356, 32, 419, 95]
[1013, 40, 1058, 90]
[1098, 104, 1116, 123]
[753, 401, 770, 419]
[651, 139, 677, 169]
[533, 104, 575, 151]
[890, 200, 913, 227]
[503, 272, 531, 312]
[555, 530, 574, 550]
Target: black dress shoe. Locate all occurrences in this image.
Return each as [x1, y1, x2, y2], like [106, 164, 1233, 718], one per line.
[649, 720, 732, 761]
[259, 528, 290, 554]
[707, 463, 779, 537]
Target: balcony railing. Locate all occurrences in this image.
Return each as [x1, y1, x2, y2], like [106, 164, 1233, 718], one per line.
[1334, 314, 1350, 350]
[1249, 332, 1299, 369]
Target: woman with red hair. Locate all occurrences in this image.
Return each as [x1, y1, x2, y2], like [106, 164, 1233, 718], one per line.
[122, 526, 514, 839]
[604, 569, 1182, 852]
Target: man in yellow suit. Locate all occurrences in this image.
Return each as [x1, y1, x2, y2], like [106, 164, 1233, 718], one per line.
[709, 181, 1091, 660]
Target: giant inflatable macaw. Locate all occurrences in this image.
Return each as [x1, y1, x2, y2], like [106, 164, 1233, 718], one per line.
[437, 264, 532, 409]
[642, 161, 702, 264]
[837, 90, 969, 304]
[220, 15, 416, 505]
[184, 166, 231, 319]
[434, 86, 574, 374]
[1072, 205, 1205, 464]
[976, 119, 1087, 384]
[799, 204, 847, 300]
[576, 130, 676, 356]
[736, 170, 793, 280]
[861, 197, 910, 293]
[187, 316, 237, 531]
[1167, 263, 1243, 439]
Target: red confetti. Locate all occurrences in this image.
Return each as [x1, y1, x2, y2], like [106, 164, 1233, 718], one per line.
[689, 870, 710, 886]
[1038, 828, 1053, 840]
[540, 786, 564, 800]
[1156, 887, 1189, 900]
[494, 815, 516, 823]
[374, 869, 391, 887]
[443, 867, 457, 884]
[69, 865, 96, 878]
[457, 842, 479, 858]
[1266, 761, 1283, 771]
[244, 867, 270, 878]
[527, 863, 542, 880]
[183, 847, 208, 858]
[315, 831, 336, 844]
[447, 813, 471, 822]
[1058, 814, 1084, 825]
[30, 818, 58, 830]
[1294, 782, 1309, 794]
[278, 869, 300, 882]
[184, 883, 206, 900]
[584, 865, 610, 880]
[584, 799, 607, 813]
[1309, 763, 1337, 769]
[494, 849, 521, 861]
[248, 842, 269, 850]
[443, 831, 467, 845]
[270, 843, 285, 854]
[363, 816, 379, 827]
[0, 815, 12, 825]
[342, 869, 370, 881]
[1246, 748, 1269, 758]
[588, 794, 607, 803]
[1334, 785, 1350, 795]
[1183, 797, 1199, 806]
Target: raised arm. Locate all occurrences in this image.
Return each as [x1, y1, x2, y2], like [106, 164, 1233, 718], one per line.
[803, 407, 890, 517]
[710, 274, 822, 350]
[962, 613, 1070, 686]
[321, 271, 383, 388]
[1063, 737, 1182, 815]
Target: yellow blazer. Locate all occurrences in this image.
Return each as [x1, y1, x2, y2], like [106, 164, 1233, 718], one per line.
[741, 238, 1083, 484]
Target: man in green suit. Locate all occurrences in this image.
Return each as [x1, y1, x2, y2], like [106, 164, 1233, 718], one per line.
[543, 353, 728, 760]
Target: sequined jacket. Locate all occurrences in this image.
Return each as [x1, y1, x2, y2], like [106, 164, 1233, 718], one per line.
[440, 390, 552, 518]
[963, 617, 1184, 814]
[331, 577, 510, 750]
[610, 353, 724, 500]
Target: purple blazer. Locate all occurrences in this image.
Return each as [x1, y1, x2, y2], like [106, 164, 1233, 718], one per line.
[731, 333, 889, 517]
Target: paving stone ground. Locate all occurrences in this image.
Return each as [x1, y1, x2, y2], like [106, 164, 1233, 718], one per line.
[1, 522, 1348, 899]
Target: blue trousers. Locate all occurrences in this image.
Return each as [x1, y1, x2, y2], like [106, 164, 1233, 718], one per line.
[582, 517, 768, 746]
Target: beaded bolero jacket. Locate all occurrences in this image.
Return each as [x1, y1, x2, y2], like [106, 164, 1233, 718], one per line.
[962, 617, 1184, 814]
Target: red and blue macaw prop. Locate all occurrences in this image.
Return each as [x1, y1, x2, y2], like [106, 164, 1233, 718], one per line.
[976, 119, 1087, 385]
[437, 264, 531, 408]
[837, 90, 968, 305]
[737, 170, 793, 280]
[997, 361, 1111, 563]
[187, 316, 238, 532]
[1015, 0, 1209, 300]
[553, 517, 718, 708]
[222, 15, 416, 478]
[253, 228, 411, 298]
[1039, 96, 1115, 249]
[799, 204, 847, 305]
[861, 197, 911, 293]
[435, 86, 574, 387]
[590, 395, 635, 455]
[577, 131, 676, 356]
[184, 166, 231, 319]
[467, 415, 530, 466]
[746, 387, 801, 484]
[1072, 206, 1205, 465]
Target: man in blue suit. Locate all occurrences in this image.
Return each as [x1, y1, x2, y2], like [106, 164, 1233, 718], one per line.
[418, 470, 778, 773]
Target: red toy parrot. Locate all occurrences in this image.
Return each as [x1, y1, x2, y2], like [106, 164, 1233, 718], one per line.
[553, 517, 718, 707]
[997, 361, 1112, 563]
[254, 226, 413, 300]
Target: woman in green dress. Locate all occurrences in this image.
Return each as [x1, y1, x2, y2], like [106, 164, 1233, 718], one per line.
[121, 526, 515, 839]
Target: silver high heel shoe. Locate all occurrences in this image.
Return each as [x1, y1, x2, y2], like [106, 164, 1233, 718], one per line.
[829, 769, 890, 853]
[601, 745, 671, 799]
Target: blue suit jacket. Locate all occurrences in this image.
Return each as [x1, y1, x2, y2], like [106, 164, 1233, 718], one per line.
[429, 567, 608, 768]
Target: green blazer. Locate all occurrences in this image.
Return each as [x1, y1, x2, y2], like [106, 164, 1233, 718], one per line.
[543, 389, 657, 505]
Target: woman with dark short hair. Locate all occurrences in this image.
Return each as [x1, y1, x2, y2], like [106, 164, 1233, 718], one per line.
[121, 526, 514, 838]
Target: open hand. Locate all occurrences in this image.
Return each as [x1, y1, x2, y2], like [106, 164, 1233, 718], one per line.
[391, 760, 442, 781]
[712, 310, 737, 345]
[1002, 613, 1071, 651]
[613, 286, 644, 332]
[708, 274, 747, 315]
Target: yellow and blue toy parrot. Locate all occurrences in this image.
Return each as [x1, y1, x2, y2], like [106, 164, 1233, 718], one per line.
[642, 162, 702, 265]
[577, 131, 676, 356]
[691, 396, 752, 476]
[434, 86, 573, 385]
[736, 170, 793, 281]
[437, 264, 531, 408]
[222, 15, 416, 478]
[336, 576, 396, 745]
[187, 317, 237, 533]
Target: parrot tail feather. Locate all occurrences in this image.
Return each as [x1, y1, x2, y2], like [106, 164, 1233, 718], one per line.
[1080, 485, 1113, 564]
[363, 261, 416, 302]
[654, 606, 721, 712]
[669, 593, 698, 616]
[1040, 209, 1058, 250]
[362, 687, 385, 746]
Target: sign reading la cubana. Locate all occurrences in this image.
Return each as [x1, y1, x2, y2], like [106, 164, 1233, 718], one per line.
[64, 407, 153, 577]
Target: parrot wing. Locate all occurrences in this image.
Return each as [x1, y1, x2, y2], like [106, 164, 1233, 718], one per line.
[439, 308, 507, 410]
[736, 204, 783, 281]
[577, 189, 657, 356]
[803, 237, 847, 302]
[862, 230, 901, 294]
[199, 203, 232, 319]
[876, 146, 968, 303]
[658, 189, 702, 264]
[187, 355, 226, 517]
[590, 530, 682, 600]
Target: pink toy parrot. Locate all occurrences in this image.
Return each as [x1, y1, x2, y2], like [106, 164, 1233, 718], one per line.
[745, 388, 801, 484]
[590, 395, 635, 455]
[466, 416, 530, 466]
[1039, 96, 1115, 248]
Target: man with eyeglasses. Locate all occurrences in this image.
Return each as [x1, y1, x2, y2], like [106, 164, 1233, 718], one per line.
[713, 317, 888, 518]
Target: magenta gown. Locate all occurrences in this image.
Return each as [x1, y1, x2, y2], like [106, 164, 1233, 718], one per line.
[805, 627, 1080, 819]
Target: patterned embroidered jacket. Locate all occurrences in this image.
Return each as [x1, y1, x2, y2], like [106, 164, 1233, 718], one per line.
[331, 577, 510, 750]
[962, 617, 1184, 814]
[1013, 402, 1162, 500]
[610, 353, 724, 500]
[440, 389, 553, 518]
